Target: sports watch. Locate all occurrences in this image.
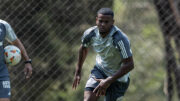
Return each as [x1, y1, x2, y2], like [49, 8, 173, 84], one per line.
[24, 59, 32, 64]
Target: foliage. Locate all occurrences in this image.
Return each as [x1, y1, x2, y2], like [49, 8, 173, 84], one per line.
[112, 1, 166, 101]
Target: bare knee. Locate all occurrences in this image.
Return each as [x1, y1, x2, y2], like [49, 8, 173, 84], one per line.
[84, 93, 89, 101]
[84, 91, 91, 101]
[84, 91, 99, 101]
[0, 98, 10, 101]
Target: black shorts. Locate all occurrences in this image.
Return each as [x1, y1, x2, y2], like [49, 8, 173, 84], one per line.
[0, 80, 11, 98]
[85, 66, 130, 101]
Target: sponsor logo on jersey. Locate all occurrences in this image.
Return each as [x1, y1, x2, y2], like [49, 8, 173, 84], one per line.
[2, 81, 10, 88]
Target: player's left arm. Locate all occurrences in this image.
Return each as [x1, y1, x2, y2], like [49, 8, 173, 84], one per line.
[93, 57, 134, 96]
[93, 35, 134, 96]
[106, 56, 134, 83]
[11, 38, 32, 79]
[4, 21, 32, 79]
[107, 35, 134, 83]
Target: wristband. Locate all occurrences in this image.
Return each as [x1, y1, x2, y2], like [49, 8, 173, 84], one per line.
[24, 59, 32, 64]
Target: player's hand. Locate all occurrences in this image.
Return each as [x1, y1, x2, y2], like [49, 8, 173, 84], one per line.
[24, 63, 32, 79]
[72, 73, 81, 90]
[93, 77, 111, 96]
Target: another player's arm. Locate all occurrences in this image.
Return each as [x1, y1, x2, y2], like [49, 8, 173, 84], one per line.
[11, 39, 30, 61]
[4, 21, 30, 62]
[4, 21, 32, 79]
[72, 45, 88, 89]
[11, 39, 32, 79]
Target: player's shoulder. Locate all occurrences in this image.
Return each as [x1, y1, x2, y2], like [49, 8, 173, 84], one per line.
[82, 26, 97, 39]
[81, 26, 97, 45]
[84, 26, 97, 35]
[0, 19, 9, 26]
[112, 27, 130, 47]
[112, 27, 129, 42]
[0, 19, 11, 30]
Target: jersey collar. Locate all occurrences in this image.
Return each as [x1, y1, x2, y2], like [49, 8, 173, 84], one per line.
[94, 25, 119, 38]
[109, 25, 119, 36]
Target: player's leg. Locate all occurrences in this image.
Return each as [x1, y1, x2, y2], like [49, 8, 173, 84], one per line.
[104, 78, 130, 101]
[84, 66, 106, 101]
[0, 81, 11, 101]
[0, 98, 10, 101]
[84, 90, 99, 101]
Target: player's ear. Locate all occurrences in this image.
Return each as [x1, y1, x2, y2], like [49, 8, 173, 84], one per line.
[111, 19, 114, 25]
[112, 19, 114, 24]
[96, 17, 98, 24]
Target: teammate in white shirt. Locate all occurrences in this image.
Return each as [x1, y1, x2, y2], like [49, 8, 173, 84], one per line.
[0, 19, 32, 101]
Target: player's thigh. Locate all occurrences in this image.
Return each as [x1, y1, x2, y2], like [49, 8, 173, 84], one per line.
[0, 98, 10, 101]
[105, 79, 130, 101]
[84, 91, 99, 101]
[84, 66, 105, 101]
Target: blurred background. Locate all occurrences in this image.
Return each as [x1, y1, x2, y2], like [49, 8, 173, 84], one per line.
[0, 0, 180, 101]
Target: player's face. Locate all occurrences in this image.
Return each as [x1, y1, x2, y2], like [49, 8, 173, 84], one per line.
[96, 14, 114, 36]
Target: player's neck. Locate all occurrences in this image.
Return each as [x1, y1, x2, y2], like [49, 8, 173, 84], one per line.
[100, 32, 109, 38]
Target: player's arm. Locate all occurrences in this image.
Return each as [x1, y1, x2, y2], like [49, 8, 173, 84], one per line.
[11, 39, 30, 62]
[72, 28, 94, 89]
[72, 45, 88, 89]
[93, 57, 134, 96]
[93, 35, 134, 96]
[107, 36, 134, 83]
[106, 56, 134, 83]
[4, 21, 32, 79]
[11, 39, 32, 79]
[76, 45, 88, 77]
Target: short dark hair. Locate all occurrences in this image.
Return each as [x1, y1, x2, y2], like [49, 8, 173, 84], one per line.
[97, 8, 114, 18]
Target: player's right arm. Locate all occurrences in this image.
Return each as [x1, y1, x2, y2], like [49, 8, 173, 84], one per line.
[72, 27, 95, 89]
[72, 45, 88, 89]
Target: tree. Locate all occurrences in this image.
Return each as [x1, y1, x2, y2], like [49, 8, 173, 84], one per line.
[153, 0, 180, 101]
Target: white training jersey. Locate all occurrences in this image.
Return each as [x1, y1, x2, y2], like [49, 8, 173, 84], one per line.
[0, 19, 17, 43]
[82, 25, 132, 82]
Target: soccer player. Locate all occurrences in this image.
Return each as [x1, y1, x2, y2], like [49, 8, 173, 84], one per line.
[0, 19, 32, 101]
[72, 8, 134, 101]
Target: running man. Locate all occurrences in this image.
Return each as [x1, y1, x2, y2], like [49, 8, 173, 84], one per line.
[73, 8, 134, 101]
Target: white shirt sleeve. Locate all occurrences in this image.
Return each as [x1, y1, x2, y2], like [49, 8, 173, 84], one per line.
[2, 20, 17, 42]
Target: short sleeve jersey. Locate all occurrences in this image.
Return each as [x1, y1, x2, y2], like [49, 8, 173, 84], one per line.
[0, 20, 17, 42]
[82, 25, 132, 82]
[0, 20, 17, 80]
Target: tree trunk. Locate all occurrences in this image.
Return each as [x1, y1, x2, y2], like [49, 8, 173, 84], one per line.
[153, 0, 180, 100]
